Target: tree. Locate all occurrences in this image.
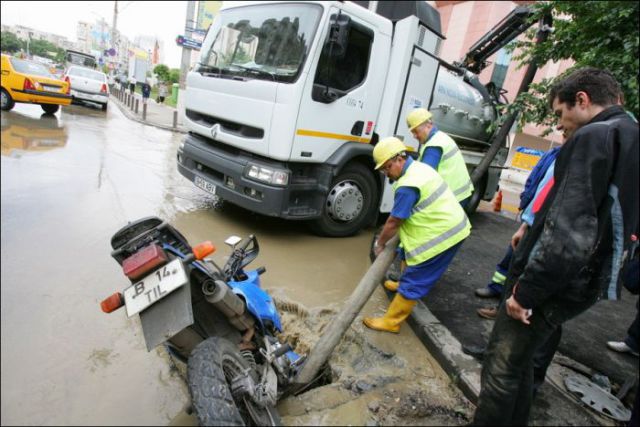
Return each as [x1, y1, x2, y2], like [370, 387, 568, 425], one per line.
[168, 68, 180, 84]
[153, 64, 170, 81]
[505, 1, 639, 134]
[28, 39, 64, 62]
[1, 31, 24, 54]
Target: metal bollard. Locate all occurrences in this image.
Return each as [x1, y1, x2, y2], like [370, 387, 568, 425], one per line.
[142, 103, 147, 121]
[134, 98, 139, 114]
[126, 93, 130, 107]
[173, 110, 178, 128]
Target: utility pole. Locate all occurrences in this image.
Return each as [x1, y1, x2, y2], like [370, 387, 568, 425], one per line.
[179, 1, 196, 90]
[111, 0, 118, 73]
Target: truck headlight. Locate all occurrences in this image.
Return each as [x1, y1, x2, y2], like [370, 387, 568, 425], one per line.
[244, 163, 289, 186]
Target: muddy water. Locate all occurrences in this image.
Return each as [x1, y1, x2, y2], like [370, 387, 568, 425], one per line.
[1, 104, 469, 425]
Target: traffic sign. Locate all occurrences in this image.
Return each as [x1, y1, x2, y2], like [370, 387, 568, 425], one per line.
[176, 35, 202, 50]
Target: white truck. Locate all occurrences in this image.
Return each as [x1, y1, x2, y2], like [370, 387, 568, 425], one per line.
[178, 1, 531, 236]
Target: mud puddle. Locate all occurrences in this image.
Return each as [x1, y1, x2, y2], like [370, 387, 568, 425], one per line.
[272, 292, 473, 426]
[167, 290, 473, 426]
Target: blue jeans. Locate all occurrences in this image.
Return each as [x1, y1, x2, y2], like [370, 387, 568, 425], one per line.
[473, 293, 597, 425]
[486, 244, 513, 296]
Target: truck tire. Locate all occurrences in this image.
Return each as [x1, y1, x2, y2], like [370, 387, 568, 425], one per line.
[465, 172, 488, 216]
[187, 337, 281, 426]
[309, 163, 378, 237]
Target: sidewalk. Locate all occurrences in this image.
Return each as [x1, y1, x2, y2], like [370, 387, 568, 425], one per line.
[390, 205, 638, 424]
[109, 87, 187, 133]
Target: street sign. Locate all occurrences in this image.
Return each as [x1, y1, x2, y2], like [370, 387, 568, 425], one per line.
[175, 35, 202, 50]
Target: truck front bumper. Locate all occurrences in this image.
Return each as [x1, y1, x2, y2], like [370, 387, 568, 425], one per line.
[177, 133, 330, 220]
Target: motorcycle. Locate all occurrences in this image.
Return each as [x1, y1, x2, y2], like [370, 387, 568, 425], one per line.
[100, 216, 305, 426]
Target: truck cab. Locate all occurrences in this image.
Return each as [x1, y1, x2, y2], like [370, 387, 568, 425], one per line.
[178, 1, 509, 236]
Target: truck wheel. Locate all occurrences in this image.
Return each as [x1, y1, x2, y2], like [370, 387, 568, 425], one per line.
[41, 104, 59, 115]
[1, 88, 15, 111]
[309, 163, 378, 237]
[465, 172, 488, 215]
[188, 337, 281, 426]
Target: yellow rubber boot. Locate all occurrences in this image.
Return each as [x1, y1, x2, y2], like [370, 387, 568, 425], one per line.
[363, 293, 417, 333]
[383, 261, 406, 292]
[384, 280, 399, 291]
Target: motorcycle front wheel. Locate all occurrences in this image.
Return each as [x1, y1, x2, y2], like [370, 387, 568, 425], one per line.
[187, 336, 281, 426]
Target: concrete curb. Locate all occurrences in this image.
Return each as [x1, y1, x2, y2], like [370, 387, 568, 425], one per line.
[109, 94, 188, 134]
[406, 298, 482, 405]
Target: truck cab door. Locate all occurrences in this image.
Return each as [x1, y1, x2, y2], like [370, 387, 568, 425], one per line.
[292, 7, 390, 163]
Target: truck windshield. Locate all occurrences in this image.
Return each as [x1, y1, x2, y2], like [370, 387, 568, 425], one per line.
[198, 3, 322, 83]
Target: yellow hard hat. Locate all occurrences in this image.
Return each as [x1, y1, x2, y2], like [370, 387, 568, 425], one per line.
[373, 137, 407, 170]
[406, 108, 433, 131]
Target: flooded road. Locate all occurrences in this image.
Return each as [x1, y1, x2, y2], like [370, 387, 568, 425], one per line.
[1, 103, 469, 425]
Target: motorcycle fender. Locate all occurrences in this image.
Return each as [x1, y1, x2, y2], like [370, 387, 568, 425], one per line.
[139, 283, 194, 352]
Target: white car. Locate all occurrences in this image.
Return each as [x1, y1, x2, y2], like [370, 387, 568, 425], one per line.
[64, 66, 109, 111]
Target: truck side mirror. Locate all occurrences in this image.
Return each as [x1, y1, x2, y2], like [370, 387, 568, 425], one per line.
[327, 13, 351, 59]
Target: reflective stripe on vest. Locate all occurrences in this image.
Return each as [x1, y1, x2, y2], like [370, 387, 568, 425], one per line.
[411, 181, 448, 215]
[405, 216, 470, 261]
[419, 131, 474, 202]
[393, 161, 471, 265]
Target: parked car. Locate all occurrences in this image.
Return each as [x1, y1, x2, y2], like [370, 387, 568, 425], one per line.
[1, 54, 72, 114]
[64, 65, 109, 111]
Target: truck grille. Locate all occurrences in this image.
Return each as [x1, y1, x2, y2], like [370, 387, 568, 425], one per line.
[186, 109, 264, 139]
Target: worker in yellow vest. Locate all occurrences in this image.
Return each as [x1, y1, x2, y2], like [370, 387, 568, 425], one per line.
[406, 108, 474, 208]
[365, 137, 471, 333]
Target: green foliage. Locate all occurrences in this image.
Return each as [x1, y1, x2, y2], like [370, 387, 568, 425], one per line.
[507, 1, 639, 134]
[168, 68, 180, 84]
[153, 64, 170, 81]
[1, 31, 24, 53]
[27, 39, 65, 62]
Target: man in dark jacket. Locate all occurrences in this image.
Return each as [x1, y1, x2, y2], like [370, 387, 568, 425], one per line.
[473, 67, 639, 425]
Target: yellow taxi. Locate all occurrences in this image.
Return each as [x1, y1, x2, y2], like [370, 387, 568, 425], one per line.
[1, 54, 72, 114]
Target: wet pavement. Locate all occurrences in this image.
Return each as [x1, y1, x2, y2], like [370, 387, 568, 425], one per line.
[1, 103, 469, 425]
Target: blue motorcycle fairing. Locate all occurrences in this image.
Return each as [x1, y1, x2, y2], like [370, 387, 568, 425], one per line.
[161, 243, 283, 333]
[229, 270, 283, 333]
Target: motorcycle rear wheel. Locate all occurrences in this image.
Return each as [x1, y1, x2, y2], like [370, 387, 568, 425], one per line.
[187, 336, 281, 426]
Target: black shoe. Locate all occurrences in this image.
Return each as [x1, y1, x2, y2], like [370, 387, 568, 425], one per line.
[462, 344, 486, 361]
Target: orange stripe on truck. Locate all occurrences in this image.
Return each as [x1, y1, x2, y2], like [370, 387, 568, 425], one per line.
[296, 129, 371, 144]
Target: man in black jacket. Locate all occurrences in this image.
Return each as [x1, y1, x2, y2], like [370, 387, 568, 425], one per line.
[473, 67, 639, 425]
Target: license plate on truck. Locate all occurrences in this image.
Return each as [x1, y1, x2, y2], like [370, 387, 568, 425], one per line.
[194, 175, 216, 195]
[123, 258, 188, 317]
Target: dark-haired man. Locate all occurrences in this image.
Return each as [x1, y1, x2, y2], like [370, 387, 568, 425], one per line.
[473, 67, 639, 425]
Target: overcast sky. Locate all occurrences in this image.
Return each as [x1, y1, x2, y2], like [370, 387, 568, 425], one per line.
[1, 1, 191, 68]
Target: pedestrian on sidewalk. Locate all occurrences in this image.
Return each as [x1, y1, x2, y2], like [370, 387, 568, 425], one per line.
[129, 76, 136, 95]
[157, 81, 168, 104]
[473, 67, 639, 426]
[475, 145, 561, 316]
[365, 137, 471, 334]
[141, 80, 151, 105]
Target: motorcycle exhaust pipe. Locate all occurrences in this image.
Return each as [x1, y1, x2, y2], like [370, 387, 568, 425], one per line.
[202, 279, 255, 331]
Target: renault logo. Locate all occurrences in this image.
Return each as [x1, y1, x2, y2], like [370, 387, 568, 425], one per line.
[211, 123, 220, 139]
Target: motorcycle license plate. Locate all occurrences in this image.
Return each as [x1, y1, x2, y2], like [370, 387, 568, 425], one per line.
[194, 175, 216, 195]
[123, 258, 188, 317]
